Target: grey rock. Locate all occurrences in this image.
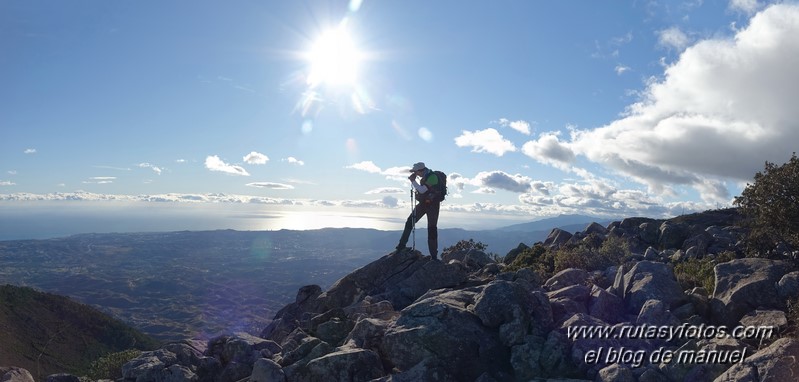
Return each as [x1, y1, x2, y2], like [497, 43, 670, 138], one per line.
[643, 246, 660, 261]
[659, 222, 689, 250]
[250, 358, 285, 382]
[588, 285, 624, 324]
[639, 222, 660, 245]
[584, 222, 609, 236]
[473, 280, 542, 346]
[621, 261, 686, 314]
[739, 310, 788, 334]
[596, 364, 634, 382]
[711, 258, 791, 326]
[300, 348, 384, 382]
[636, 299, 680, 328]
[776, 271, 799, 299]
[714, 338, 799, 382]
[380, 289, 507, 381]
[544, 228, 574, 249]
[545, 268, 590, 291]
[0, 368, 35, 382]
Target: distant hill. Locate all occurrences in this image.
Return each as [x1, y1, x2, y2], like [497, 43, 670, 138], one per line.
[0, 284, 159, 380]
[495, 214, 614, 233]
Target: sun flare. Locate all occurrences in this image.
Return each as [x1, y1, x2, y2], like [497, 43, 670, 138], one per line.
[306, 25, 362, 88]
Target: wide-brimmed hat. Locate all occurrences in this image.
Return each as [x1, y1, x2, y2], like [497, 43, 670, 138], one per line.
[409, 162, 426, 172]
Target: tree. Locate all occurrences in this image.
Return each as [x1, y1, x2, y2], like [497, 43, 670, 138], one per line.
[734, 153, 799, 256]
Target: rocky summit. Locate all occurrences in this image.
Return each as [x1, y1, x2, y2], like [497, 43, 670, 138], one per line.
[4, 209, 799, 381]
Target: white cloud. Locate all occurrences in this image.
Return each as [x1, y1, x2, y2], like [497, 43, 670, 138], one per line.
[454, 128, 517, 156]
[657, 26, 691, 51]
[138, 163, 162, 175]
[176, 159, 187, 163]
[284, 157, 305, 166]
[7, 170, 17, 175]
[83, 176, 116, 184]
[569, 3, 799, 199]
[473, 171, 533, 193]
[615, 65, 631, 75]
[346, 161, 382, 173]
[498, 118, 532, 135]
[205, 155, 250, 176]
[418, 127, 434, 142]
[521, 132, 576, 169]
[243, 151, 269, 165]
[365, 187, 405, 195]
[729, 0, 762, 15]
[246, 182, 294, 190]
[1, 180, 16, 186]
[382, 195, 399, 208]
[24, 148, 36, 154]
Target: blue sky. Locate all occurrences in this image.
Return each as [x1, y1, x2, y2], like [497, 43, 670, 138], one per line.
[2, 0, 799, 231]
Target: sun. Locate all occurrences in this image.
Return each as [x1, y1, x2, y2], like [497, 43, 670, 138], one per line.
[305, 24, 363, 89]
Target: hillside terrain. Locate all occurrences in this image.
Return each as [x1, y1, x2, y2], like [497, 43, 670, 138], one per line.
[0, 216, 601, 342]
[86, 207, 799, 381]
[0, 284, 158, 380]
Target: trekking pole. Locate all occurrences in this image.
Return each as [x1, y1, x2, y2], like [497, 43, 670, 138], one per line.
[411, 187, 416, 251]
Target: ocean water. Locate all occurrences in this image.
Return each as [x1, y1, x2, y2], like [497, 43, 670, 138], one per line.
[0, 201, 527, 240]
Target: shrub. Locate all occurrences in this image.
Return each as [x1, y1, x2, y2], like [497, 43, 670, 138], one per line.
[734, 152, 799, 257]
[444, 238, 488, 253]
[674, 259, 716, 293]
[86, 349, 141, 381]
[673, 251, 737, 294]
[506, 243, 550, 274]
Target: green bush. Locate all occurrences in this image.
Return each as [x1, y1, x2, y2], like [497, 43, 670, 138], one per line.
[734, 152, 799, 257]
[506, 244, 550, 274]
[674, 259, 716, 293]
[86, 349, 141, 381]
[673, 251, 737, 294]
[444, 238, 488, 253]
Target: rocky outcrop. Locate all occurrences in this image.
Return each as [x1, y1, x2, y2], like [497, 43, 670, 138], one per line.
[0, 368, 34, 382]
[710, 258, 791, 326]
[714, 338, 799, 381]
[42, 207, 797, 382]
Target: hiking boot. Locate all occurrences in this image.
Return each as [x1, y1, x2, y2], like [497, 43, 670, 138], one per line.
[430, 254, 439, 261]
[395, 245, 410, 253]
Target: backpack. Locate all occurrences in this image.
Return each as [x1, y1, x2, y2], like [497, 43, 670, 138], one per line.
[430, 170, 448, 202]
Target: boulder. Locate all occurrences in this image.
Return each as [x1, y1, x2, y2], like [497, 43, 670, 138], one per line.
[636, 299, 680, 328]
[714, 338, 799, 381]
[584, 222, 609, 236]
[510, 331, 574, 380]
[588, 285, 624, 324]
[658, 222, 689, 249]
[596, 364, 634, 382]
[545, 268, 590, 291]
[250, 359, 285, 382]
[294, 348, 384, 382]
[638, 222, 660, 245]
[0, 368, 35, 382]
[710, 258, 791, 326]
[260, 285, 324, 342]
[380, 288, 508, 381]
[739, 310, 788, 334]
[473, 280, 549, 346]
[502, 242, 529, 265]
[544, 228, 573, 249]
[777, 271, 799, 299]
[621, 261, 686, 314]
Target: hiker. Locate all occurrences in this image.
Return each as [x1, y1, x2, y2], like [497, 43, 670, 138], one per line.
[395, 162, 445, 260]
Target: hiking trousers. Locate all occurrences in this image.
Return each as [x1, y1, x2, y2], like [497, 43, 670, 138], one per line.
[397, 200, 440, 258]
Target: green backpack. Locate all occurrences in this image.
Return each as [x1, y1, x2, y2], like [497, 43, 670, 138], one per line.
[428, 170, 448, 202]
